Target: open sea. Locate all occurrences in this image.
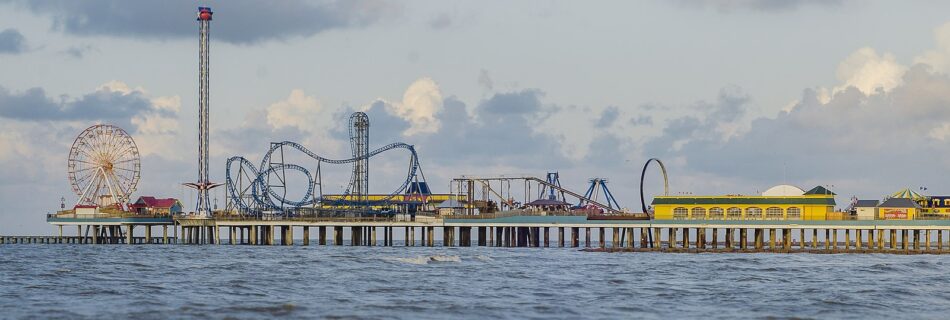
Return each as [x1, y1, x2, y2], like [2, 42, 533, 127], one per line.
[1, 243, 949, 319]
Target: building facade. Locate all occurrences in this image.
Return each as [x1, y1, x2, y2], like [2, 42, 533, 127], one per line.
[652, 186, 836, 220]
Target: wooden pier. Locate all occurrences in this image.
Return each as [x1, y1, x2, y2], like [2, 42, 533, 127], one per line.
[16, 213, 950, 254]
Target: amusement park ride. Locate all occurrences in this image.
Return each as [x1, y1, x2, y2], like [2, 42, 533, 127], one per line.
[224, 111, 428, 217]
[67, 124, 141, 211]
[60, 6, 674, 220]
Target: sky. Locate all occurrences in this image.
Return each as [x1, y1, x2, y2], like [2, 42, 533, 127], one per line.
[2, 0, 950, 234]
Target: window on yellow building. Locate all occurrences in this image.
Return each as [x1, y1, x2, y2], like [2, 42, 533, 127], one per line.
[787, 207, 801, 219]
[673, 207, 688, 219]
[726, 207, 740, 219]
[746, 207, 762, 220]
[710, 207, 725, 219]
[766, 207, 783, 220]
[691, 207, 706, 219]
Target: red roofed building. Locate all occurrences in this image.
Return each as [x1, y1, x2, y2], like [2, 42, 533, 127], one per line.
[130, 196, 183, 216]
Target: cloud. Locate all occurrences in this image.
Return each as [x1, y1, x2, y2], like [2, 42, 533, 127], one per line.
[0, 28, 26, 54]
[266, 89, 323, 131]
[834, 47, 906, 96]
[17, 0, 397, 45]
[915, 22, 950, 74]
[646, 65, 950, 198]
[0, 82, 169, 125]
[62, 44, 95, 59]
[428, 13, 453, 30]
[595, 106, 620, 128]
[368, 78, 444, 136]
[678, 0, 844, 13]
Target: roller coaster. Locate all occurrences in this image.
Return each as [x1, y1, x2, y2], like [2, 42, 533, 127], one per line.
[224, 112, 427, 216]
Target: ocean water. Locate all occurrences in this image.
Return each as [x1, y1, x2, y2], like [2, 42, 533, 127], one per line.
[1, 243, 949, 319]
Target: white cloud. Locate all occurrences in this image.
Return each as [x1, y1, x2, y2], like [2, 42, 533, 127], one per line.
[834, 47, 906, 96]
[96, 80, 145, 95]
[915, 22, 950, 73]
[265, 89, 323, 130]
[370, 77, 444, 136]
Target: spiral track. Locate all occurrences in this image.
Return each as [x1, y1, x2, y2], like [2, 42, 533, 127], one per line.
[226, 141, 422, 215]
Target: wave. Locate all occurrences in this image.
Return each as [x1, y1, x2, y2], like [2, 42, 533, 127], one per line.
[385, 255, 462, 265]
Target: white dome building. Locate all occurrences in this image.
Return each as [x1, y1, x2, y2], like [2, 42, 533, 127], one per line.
[761, 185, 805, 197]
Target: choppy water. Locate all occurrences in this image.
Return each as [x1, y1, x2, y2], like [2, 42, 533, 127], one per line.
[1, 243, 949, 319]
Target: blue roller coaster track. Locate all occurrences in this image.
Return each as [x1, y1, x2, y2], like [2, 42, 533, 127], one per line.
[225, 140, 423, 215]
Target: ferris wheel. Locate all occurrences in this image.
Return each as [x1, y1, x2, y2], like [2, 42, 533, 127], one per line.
[67, 124, 141, 210]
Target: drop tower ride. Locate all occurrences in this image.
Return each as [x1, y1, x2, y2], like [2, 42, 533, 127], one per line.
[184, 7, 221, 217]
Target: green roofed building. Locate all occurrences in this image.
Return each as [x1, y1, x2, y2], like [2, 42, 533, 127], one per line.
[651, 185, 836, 221]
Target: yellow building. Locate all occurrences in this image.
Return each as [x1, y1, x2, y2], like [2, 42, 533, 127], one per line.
[652, 186, 836, 221]
[877, 197, 921, 220]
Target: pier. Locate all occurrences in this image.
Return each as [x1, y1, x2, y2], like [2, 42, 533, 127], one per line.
[11, 212, 950, 254]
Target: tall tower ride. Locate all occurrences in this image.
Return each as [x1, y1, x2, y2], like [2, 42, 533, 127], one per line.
[184, 7, 220, 217]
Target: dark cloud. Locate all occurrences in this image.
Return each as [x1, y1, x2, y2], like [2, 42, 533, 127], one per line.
[643, 89, 750, 156]
[595, 106, 620, 128]
[63, 44, 94, 58]
[629, 115, 653, 126]
[0, 85, 167, 131]
[677, 0, 844, 13]
[0, 28, 26, 54]
[479, 89, 544, 115]
[17, 0, 396, 45]
[428, 13, 453, 30]
[647, 65, 950, 197]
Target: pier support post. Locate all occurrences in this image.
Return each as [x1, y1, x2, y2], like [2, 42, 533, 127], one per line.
[711, 228, 718, 249]
[768, 229, 775, 251]
[902, 230, 909, 251]
[627, 228, 635, 248]
[739, 229, 747, 250]
[856, 230, 862, 251]
[443, 227, 450, 247]
[800, 229, 806, 250]
[832, 229, 838, 253]
[428, 227, 435, 247]
[725, 229, 733, 249]
[144, 225, 152, 244]
[371, 227, 377, 246]
[572, 227, 580, 247]
[599, 227, 606, 248]
[640, 228, 648, 248]
[163, 225, 168, 244]
[653, 227, 661, 249]
[585, 228, 591, 248]
[869, 229, 876, 250]
[320, 226, 326, 246]
[844, 229, 850, 252]
[939, 230, 944, 252]
[812, 229, 818, 249]
[478, 227, 487, 246]
[682, 228, 689, 249]
[754, 229, 763, 250]
[611, 228, 618, 248]
[668, 228, 675, 250]
[890, 229, 896, 250]
[302, 226, 309, 246]
[334, 226, 342, 246]
[926, 230, 931, 252]
[559, 227, 565, 247]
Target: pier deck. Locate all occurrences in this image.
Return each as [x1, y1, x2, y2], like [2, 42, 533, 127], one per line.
[11, 213, 950, 254]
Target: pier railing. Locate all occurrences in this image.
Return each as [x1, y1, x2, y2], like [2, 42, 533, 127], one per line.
[48, 212, 172, 219]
